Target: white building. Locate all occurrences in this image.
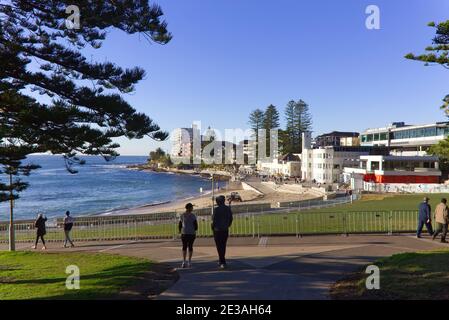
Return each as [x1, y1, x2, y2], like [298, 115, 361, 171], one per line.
[301, 132, 376, 184]
[343, 155, 441, 191]
[257, 154, 301, 177]
[171, 127, 193, 159]
[171, 124, 201, 162]
[360, 121, 449, 151]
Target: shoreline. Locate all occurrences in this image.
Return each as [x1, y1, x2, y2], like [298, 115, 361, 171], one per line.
[127, 163, 233, 181]
[95, 189, 216, 217]
[91, 166, 232, 216]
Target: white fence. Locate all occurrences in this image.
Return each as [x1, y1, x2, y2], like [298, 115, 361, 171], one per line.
[363, 182, 449, 194]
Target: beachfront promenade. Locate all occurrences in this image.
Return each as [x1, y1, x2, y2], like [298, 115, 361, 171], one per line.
[2, 234, 445, 299]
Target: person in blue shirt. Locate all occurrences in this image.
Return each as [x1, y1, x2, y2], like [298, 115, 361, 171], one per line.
[417, 197, 434, 238]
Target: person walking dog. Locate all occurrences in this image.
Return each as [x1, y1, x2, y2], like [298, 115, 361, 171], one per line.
[432, 198, 448, 243]
[211, 195, 233, 269]
[417, 197, 433, 238]
[179, 203, 198, 268]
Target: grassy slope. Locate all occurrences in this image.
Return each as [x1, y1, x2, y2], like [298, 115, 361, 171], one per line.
[302, 193, 447, 213]
[0, 251, 153, 299]
[330, 249, 449, 300]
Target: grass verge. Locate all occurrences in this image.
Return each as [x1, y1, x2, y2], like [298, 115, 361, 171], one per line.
[0, 251, 177, 300]
[330, 249, 449, 300]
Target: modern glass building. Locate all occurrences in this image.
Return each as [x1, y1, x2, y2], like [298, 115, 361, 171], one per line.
[360, 122, 449, 150]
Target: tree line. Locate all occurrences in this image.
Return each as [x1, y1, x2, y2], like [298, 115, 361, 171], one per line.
[248, 100, 312, 157]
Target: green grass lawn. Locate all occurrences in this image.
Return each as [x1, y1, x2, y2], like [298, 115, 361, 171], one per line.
[299, 193, 448, 213]
[330, 249, 449, 300]
[0, 251, 158, 299]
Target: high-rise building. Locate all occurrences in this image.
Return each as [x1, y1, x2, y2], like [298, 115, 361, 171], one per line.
[170, 124, 201, 162]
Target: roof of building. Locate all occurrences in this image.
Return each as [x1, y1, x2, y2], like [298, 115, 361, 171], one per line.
[316, 131, 359, 138]
[279, 153, 300, 162]
[362, 121, 449, 134]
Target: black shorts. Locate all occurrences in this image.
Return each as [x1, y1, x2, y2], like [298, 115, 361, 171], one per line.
[181, 234, 196, 251]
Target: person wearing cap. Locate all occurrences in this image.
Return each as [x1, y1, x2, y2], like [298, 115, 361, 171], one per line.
[178, 203, 198, 268]
[417, 197, 433, 238]
[432, 198, 448, 243]
[211, 195, 233, 269]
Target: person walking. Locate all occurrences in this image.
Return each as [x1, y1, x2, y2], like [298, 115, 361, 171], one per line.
[33, 213, 47, 250]
[211, 195, 233, 269]
[432, 198, 448, 243]
[63, 211, 75, 248]
[417, 197, 433, 238]
[178, 203, 198, 268]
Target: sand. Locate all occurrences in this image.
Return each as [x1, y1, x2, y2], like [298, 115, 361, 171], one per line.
[99, 184, 319, 216]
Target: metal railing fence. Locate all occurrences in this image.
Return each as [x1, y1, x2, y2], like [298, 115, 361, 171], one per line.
[0, 209, 419, 243]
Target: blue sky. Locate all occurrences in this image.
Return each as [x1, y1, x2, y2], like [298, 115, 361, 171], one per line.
[90, 0, 449, 155]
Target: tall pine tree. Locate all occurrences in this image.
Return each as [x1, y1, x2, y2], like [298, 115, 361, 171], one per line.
[248, 109, 265, 138]
[263, 105, 280, 158]
[406, 20, 449, 174]
[284, 99, 312, 153]
[0, 1, 172, 248]
[248, 109, 265, 159]
[0, 0, 171, 181]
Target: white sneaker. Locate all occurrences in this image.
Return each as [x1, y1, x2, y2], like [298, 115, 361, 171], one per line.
[181, 262, 186, 269]
[42, 246, 47, 250]
[187, 261, 192, 268]
[31, 245, 36, 249]
[219, 264, 226, 269]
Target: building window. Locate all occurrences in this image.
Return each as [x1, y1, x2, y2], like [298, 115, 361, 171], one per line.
[371, 161, 380, 170]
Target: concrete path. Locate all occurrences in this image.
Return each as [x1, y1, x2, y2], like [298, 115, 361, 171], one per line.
[2, 234, 447, 300]
[158, 235, 448, 300]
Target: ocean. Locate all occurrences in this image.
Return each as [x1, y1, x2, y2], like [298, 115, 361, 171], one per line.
[0, 155, 222, 221]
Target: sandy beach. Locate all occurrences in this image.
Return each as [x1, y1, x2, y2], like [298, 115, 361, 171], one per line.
[98, 181, 320, 216]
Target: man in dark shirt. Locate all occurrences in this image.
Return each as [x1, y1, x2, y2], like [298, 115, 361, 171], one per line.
[212, 195, 233, 268]
[417, 197, 433, 238]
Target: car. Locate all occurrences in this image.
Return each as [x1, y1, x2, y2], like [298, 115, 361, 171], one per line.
[227, 192, 243, 202]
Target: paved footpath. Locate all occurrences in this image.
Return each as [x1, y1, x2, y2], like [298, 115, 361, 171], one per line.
[2, 234, 447, 300]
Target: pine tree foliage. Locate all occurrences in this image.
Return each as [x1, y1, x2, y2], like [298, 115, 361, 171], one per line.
[0, 0, 172, 202]
[284, 99, 312, 153]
